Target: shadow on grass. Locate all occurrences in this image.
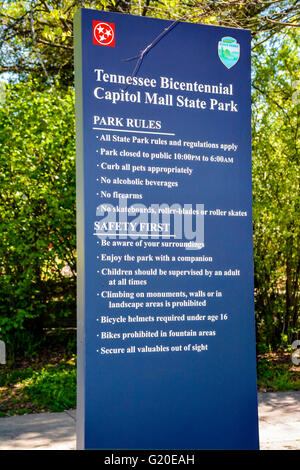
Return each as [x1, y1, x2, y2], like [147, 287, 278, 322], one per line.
[0, 359, 76, 416]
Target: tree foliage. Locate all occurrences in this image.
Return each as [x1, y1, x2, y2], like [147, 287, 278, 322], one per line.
[0, 0, 299, 84]
[0, 80, 76, 356]
[252, 30, 300, 348]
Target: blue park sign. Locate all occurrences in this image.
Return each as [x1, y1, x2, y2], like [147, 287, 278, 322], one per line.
[74, 8, 259, 450]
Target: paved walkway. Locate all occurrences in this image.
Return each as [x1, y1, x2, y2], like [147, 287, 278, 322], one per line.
[257, 391, 300, 450]
[0, 392, 299, 450]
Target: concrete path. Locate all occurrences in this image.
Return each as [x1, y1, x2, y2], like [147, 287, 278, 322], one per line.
[0, 409, 76, 450]
[0, 392, 299, 450]
[257, 391, 300, 450]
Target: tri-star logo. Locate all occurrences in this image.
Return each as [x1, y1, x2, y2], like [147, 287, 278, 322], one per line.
[93, 21, 115, 47]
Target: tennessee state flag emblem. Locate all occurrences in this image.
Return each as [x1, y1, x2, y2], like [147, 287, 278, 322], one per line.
[93, 21, 115, 47]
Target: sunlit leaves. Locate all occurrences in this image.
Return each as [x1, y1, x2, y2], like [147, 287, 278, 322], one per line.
[0, 79, 76, 352]
[252, 30, 300, 348]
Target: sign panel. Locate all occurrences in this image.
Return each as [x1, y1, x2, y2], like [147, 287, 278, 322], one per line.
[74, 8, 259, 450]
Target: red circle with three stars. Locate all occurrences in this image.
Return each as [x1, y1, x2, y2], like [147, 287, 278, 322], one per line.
[93, 22, 114, 46]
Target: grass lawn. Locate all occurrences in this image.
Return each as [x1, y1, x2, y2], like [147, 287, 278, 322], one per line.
[257, 350, 300, 392]
[0, 330, 76, 417]
[0, 337, 299, 417]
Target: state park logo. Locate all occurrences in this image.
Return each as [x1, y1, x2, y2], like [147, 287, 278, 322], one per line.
[218, 37, 240, 69]
[93, 21, 115, 47]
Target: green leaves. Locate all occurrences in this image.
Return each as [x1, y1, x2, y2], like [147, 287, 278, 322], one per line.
[22, 363, 76, 412]
[252, 31, 300, 348]
[0, 79, 76, 356]
[0, 357, 76, 415]
[1, 1, 299, 84]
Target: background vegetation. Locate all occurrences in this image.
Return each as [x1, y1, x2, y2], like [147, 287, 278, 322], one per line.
[0, 0, 299, 413]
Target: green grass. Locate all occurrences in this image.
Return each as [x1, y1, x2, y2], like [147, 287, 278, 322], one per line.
[257, 353, 300, 392]
[0, 356, 76, 417]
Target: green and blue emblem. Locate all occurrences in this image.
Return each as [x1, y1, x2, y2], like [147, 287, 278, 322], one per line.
[218, 37, 240, 69]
